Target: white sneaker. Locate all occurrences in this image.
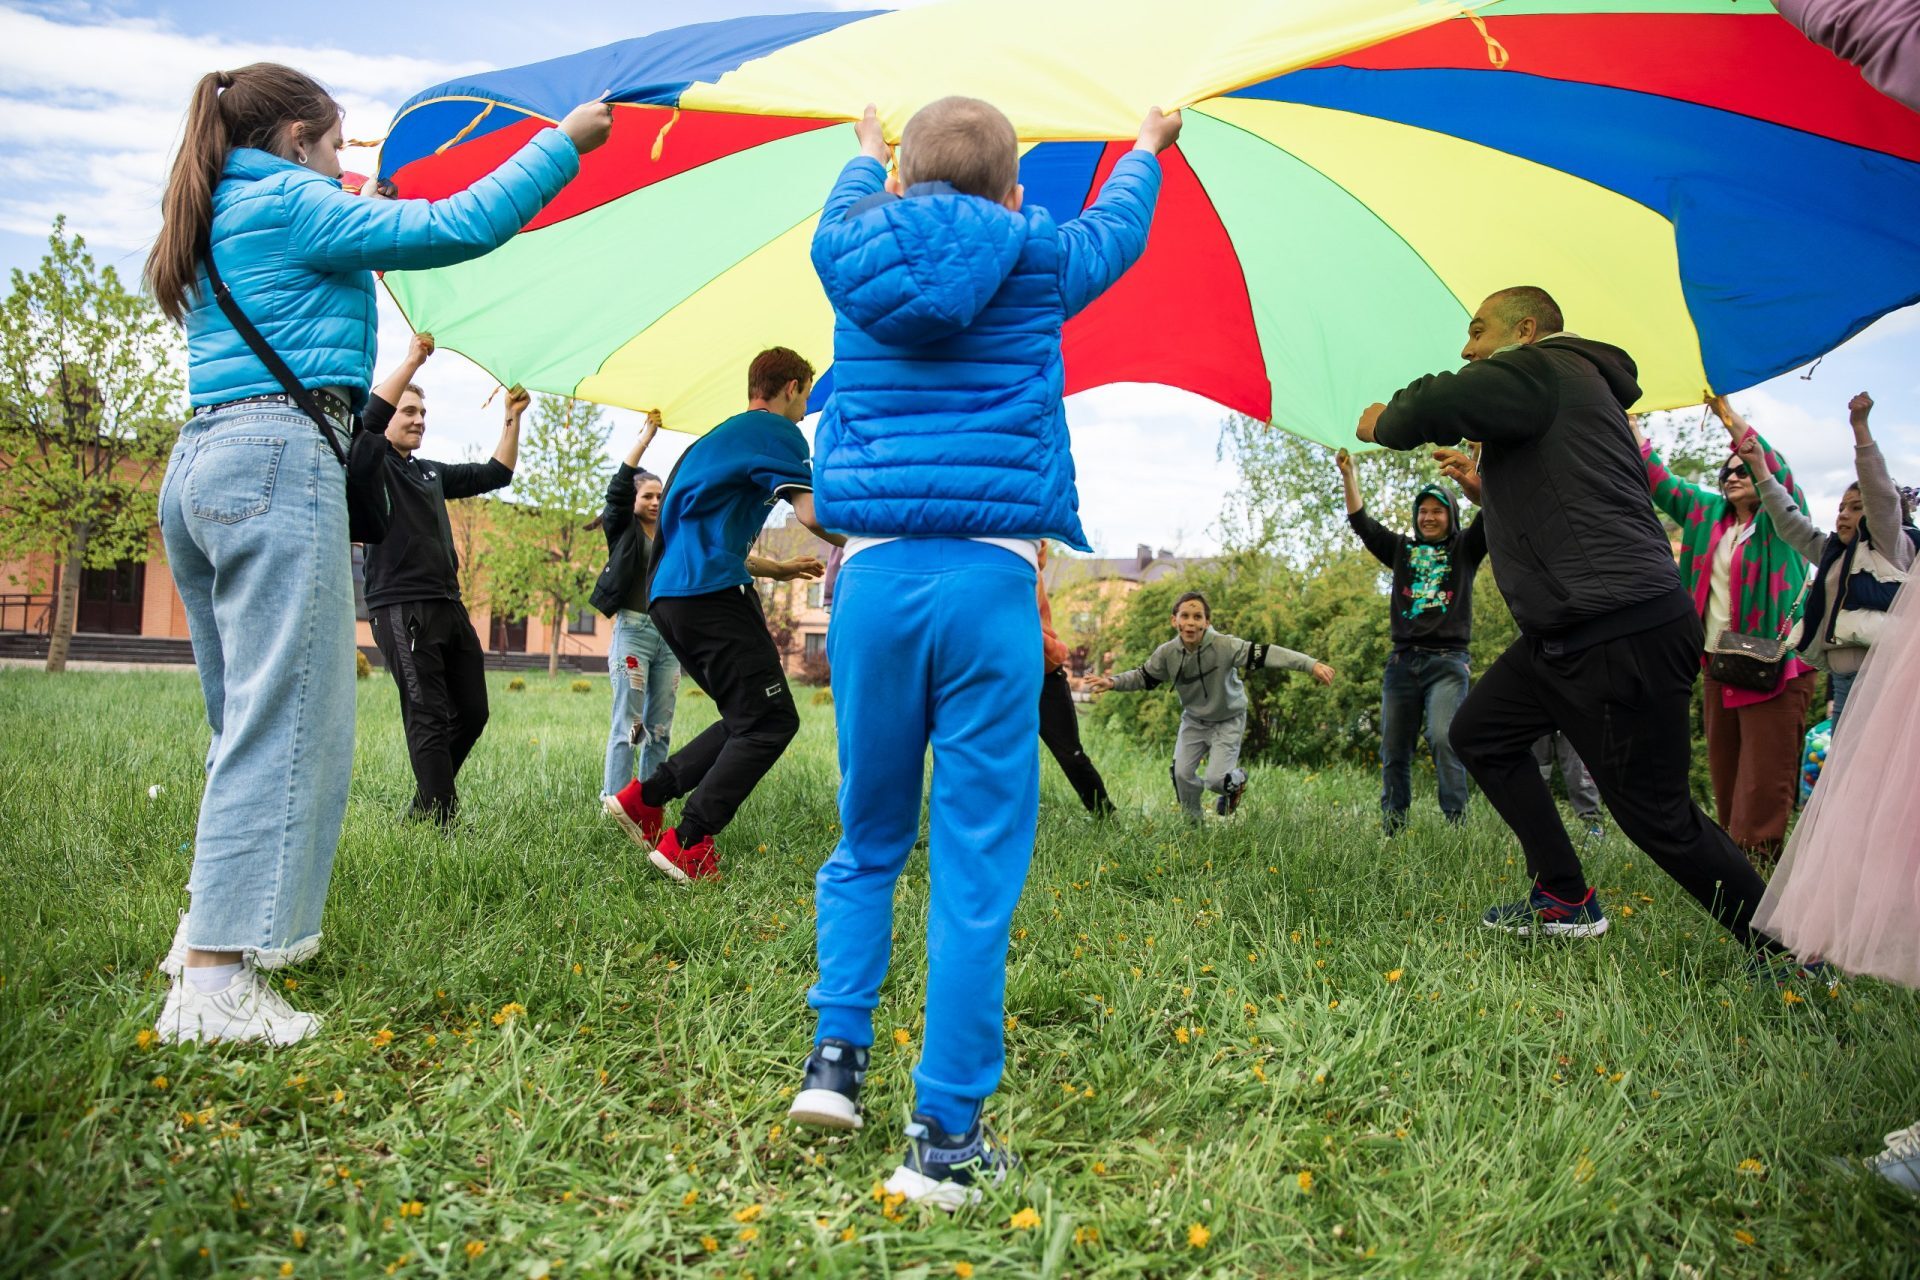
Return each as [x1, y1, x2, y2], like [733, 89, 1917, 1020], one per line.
[157, 910, 189, 979]
[156, 964, 321, 1046]
[1867, 1120, 1920, 1193]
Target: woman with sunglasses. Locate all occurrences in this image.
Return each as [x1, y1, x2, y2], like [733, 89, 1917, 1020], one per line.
[1632, 402, 1813, 858]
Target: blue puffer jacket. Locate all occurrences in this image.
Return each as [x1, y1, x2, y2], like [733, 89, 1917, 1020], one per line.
[186, 130, 579, 409]
[809, 151, 1160, 551]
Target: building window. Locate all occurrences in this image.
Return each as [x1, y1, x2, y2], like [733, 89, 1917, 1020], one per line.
[568, 602, 598, 634]
[806, 582, 825, 610]
[803, 630, 826, 660]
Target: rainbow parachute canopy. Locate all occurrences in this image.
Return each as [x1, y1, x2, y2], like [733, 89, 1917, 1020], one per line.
[379, 0, 1920, 444]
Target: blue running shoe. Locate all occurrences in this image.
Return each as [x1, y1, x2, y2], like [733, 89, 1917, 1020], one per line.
[787, 1038, 868, 1131]
[883, 1113, 1019, 1210]
[1482, 884, 1609, 938]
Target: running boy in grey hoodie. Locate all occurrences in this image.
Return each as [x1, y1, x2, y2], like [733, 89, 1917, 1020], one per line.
[1089, 591, 1334, 819]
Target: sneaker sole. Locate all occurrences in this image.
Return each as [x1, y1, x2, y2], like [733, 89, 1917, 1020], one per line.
[883, 1165, 978, 1211]
[647, 849, 691, 883]
[603, 794, 658, 852]
[1482, 916, 1610, 939]
[787, 1089, 862, 1131]
[155, 1016, 320, 1047]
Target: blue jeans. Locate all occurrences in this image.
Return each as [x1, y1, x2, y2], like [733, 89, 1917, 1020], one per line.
[810, 540, 1041, 1137]
[158, 404, 356, 966]
[603, 608, 681, 794]
[1380, 647, 1471, 825]
[1830, 669, 1857, 729]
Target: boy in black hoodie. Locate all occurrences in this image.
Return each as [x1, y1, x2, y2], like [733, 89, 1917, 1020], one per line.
[1337, 450, 1486, 832]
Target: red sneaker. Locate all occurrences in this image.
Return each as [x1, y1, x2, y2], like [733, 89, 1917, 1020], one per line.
[603, 780, 665, 849]
[650, 828, 720, 883]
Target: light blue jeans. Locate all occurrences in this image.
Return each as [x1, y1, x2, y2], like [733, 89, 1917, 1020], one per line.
[158, 404, 356, 967]
[603, 607, 681, 795]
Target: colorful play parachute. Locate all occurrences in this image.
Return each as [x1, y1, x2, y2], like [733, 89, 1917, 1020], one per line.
[377, 0, 1920, 446]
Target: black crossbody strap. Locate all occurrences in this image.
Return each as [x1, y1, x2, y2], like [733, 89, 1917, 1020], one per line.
[200, 242, 351, 467]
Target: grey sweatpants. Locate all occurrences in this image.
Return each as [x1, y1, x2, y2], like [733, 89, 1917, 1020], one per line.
[1173, 712, 1245, 819]
[1531, 730, 1602, 822]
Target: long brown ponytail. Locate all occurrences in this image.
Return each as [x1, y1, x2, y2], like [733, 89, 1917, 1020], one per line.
[146, 63, 341, 323]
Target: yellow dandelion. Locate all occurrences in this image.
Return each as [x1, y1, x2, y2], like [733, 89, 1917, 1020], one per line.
[571, 963, 583, 976]
[370, 1028, 393, 1049]
[1174, 1027, 1190, 1045]
[700, 1236, 719, 1253]
[1783, 990, 1805, 1005]
[1244, 1002, 1258, 1016]
[839, 1226, 857, 1243]
[464, 1241, 486, 1260]
[492, 1001, 526, 1026]
[1187, 1223, 1211, 1249]
[330, 1087, 345, 1104]
[280, 1264, 294, 1277]
[1329, 1000, 1340, 1009]
[1092, 1161, 1107, 1175]
[739, 1226, 759, 1243]
[1074, 1225, 1100, 1245]
[1734, 1229, 1755, 1246]
[399, 1200, 425, 1218]
[1621, 906, 1635, 916]
[424, 1034, 438, 1047]
[733, 1203, 764, 1223]
[1738, 1158, 1766, 1176]
[1005, 1015, 1018, 1031]
[1290, 930, 1303, 943]
[1298, 1170, 1314, 1193]
[1251, 1063, 1267, 1082]
[292, 1229, 307, 1249]
[1385, 969, 1404, 983]
[136, 1028, 156, 1050]
[1009, 1207, 1042, 1230]
[893, 1028, 911, 1046]
[955, 1264, 975, 1279]
[283, 977, 298, 990]
[682, 1189, 698, 1207]
[151, 1075, 168, 1090]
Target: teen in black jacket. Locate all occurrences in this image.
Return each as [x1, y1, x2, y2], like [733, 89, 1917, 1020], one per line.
[1338, 451, 1486, 830]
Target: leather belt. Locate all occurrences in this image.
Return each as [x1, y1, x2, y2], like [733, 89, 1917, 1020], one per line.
[194, 389, 352, 426]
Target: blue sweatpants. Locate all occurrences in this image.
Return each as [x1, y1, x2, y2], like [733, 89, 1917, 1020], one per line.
[809, 539, 1041, 1136]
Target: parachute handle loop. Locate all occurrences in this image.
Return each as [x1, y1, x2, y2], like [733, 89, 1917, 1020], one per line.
[1465, 11, 1510, 69]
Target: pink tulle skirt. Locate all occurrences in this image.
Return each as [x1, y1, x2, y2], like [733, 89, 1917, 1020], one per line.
[1755, 577, 1920, 988]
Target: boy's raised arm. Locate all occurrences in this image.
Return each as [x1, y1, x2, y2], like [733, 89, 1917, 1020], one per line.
[1058, 109, 1177, 318]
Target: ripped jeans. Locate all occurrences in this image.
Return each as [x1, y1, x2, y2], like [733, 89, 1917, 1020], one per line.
[603, 608, 681, 796]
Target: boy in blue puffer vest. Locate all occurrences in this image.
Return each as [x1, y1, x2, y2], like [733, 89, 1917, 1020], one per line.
[786, 97, 1179, 1207]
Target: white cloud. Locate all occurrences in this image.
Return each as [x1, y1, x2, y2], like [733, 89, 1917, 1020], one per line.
[0, 7, 485, 255]
[1735, 386, 1920, 522]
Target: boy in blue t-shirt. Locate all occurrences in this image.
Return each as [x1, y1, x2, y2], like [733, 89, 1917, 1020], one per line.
[785, 97, 1178, 1207]
[603, 347, 841, 880]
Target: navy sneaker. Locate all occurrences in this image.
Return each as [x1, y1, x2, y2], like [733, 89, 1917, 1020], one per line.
[883, 1113, 1019, 1210]
[1215, 769, 1249, 817]
[1482, 884, 1609, 938]
[787, 1037, 868, 1131]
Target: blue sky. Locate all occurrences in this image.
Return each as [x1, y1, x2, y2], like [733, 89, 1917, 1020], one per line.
[3, 0, 1914, 555]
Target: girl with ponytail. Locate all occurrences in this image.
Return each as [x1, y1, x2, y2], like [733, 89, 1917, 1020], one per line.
[146, 62, 612, 1045]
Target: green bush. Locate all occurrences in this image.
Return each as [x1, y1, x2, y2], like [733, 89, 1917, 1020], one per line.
[569, 678, 593, 694]
[507, 676, 527, 692]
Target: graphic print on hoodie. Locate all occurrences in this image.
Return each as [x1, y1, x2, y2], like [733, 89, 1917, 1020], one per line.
[1349, 483, 1488, 651]
[807, 149, 1161, 549]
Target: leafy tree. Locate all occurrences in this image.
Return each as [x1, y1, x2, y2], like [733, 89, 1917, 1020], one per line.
[486, 396, 609, 676]
[445, 444, 495, 610]
[1216, 412, 1429, 567]
[0, 218, 183, 671]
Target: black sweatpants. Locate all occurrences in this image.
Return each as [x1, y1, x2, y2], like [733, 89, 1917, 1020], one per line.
[369, 598, 489, 824]
[1448, 611, 1774, 948]
[644, 586, 800, 844]
[1038, 668, 1113, 814]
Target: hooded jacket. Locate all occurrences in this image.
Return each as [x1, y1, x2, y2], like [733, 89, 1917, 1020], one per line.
[188, 133, 578, 409]
[1106, 628, 1317, 722]
[808, 152, 1161, 550]
[1372, 336, 1689, 647]
[1348, 483, 1488, 651]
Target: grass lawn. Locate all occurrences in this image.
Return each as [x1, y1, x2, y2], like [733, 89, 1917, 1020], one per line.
[1, 668, 1915, 1278]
